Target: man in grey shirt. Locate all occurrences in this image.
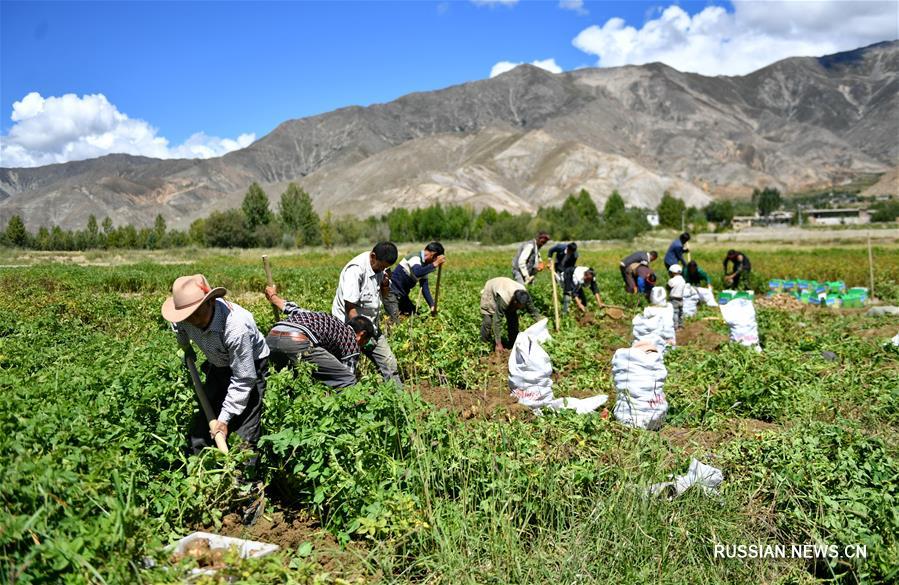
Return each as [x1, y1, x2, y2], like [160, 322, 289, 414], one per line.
[162, 274, 269, 463]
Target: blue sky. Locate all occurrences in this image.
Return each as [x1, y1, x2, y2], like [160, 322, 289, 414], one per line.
[2, 0, 897, 167]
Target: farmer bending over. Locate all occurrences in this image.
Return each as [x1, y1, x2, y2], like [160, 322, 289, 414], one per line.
[619, 250, 658, 294]
[332, 242, 402, 386]
[265, 286, 375, 388]
[546, 242, 578, 280]
[384, 241, 446, 324]
[480, 276, 542, 353]
[723, 250, 752, 290]
[161, 274, 269, 464]
[562, 266, 602, 315]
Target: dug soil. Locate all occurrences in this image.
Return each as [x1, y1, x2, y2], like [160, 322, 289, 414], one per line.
[213, 511, 370, 578]
[676, 318, 729, 351]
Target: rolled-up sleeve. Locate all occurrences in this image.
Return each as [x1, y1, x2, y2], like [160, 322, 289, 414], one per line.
[218, 326, 259, 424]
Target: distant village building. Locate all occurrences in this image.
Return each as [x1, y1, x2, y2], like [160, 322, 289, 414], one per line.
[645, 212, 660, 227]
[731, 211, 794, 230]
[804, 208, 871, 225]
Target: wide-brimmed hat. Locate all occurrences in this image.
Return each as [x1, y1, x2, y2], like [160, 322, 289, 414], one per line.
[161, 274, 227, 322]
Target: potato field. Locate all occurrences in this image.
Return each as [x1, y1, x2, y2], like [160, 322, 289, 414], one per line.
[1, 243, 898, 584]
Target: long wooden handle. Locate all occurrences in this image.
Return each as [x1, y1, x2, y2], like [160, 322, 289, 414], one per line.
[177, 335, 229, 455]
[262, 255, 280, 321]
[549, 258, 561, 332]
[433, 264, 443, 311]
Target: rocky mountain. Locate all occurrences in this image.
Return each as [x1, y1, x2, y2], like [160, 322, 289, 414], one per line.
[1, 41, 896, 230]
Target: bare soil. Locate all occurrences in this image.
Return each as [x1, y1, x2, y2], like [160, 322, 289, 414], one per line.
[676, 319, 729, 351]
[214, 511, 370, 578]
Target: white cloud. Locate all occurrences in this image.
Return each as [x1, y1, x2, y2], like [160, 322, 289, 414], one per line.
[490, 58, 563, 78]
[559, 0, 587, 16]
[0, 92, 255, 168]
[572, 1, 899, 76]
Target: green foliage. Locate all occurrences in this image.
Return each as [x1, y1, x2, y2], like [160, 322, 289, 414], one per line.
[0, 247, 897, 583]
[279, 183, 322, 246]
[754, 187, 782, 216]
[658, 191, 686, 229]
[204, 209, 254, 247]
[242, 182, 273, 230]
[5, 215, 28, 247]
[870, 199, 899, 223]
[603, 190, 626, 221]
[704, 200, 735, 229]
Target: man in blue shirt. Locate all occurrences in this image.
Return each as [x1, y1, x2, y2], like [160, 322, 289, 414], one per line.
[664, 232, 690, 270]
[546, 242, 578, 278]
[384, 242, 446, 323]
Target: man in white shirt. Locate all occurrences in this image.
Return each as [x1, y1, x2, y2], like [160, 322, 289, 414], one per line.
[332, 242, 402, 386]
[161, 274, 269, 463]
[667, 264, 687, 330]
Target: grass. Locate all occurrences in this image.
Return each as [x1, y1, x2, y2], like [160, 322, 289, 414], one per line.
[0, 244, 897, 584]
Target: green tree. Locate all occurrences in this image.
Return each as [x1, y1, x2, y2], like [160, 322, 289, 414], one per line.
[154, 214, 167, 241]
[5, 215, 28, 247]
[757, 187, 782, 216]
[189, 218, 206, 246]
[657, 191, 686, 229]
[603, 191, 626, 222]
[205, 209, 254, 247]
[101, 217, 113, 235]
[242, 183, 272, 230]
[704, 200, 734, 229]
[320, 211, 335, 249]
[279, 183, 320, 245]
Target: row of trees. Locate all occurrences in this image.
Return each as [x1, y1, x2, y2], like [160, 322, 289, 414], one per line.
[1, 183, 811, 251]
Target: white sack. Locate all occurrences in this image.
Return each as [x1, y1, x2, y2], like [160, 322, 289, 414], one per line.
[509, 319, 607, 413]
[545, 394, 608, 414]
[719, 298, 760, 349]
[641, 304, 676, 347]
[612, 343, 668, 430]
[682, 284, 699, 318]
[891, 332, 899, 347]
[647, 459, 724, 499]
[696, 286, 718, 307]
[508, 319, 554, 409]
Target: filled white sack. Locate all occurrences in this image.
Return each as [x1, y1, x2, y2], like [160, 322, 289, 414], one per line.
[612, 341, 668, 430]
[719, 298, 760, 349]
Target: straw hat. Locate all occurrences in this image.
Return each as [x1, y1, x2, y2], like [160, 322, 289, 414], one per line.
[161, 274, 227, 322]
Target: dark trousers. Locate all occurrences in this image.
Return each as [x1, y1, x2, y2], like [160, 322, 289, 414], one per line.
[620, 265, 637, 293]
[383, 289, 417, 324]
[188, 358, 267, 461]
[732, 269, 752, 290]
[480, 310, 519, 349]
[266, 333, 357, 389]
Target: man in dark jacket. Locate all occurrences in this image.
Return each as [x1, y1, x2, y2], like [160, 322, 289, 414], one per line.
[384, 242, 446, 323]
[664, 232, 690, 270]
[723, 250, 752, 289]
[546, 242, 578, 278]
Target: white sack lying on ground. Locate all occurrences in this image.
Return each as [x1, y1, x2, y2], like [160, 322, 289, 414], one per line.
[696, 286, 718, 307]
[719, 298, 760, 350]
[612, 341, 668, 430]
[891, 332, 899, 347]
[508, 319, 606, 413]
[647, 458, 724, 499]
[683, 284, 699, 318]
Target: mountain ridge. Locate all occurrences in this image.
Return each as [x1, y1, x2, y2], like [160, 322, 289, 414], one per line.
[2, 40, 896, 230]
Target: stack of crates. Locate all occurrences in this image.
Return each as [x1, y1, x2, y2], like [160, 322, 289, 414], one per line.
[841, 287, 868, 308]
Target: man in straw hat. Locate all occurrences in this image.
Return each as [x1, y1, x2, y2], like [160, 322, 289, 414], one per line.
[161, 274, 270, 463]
